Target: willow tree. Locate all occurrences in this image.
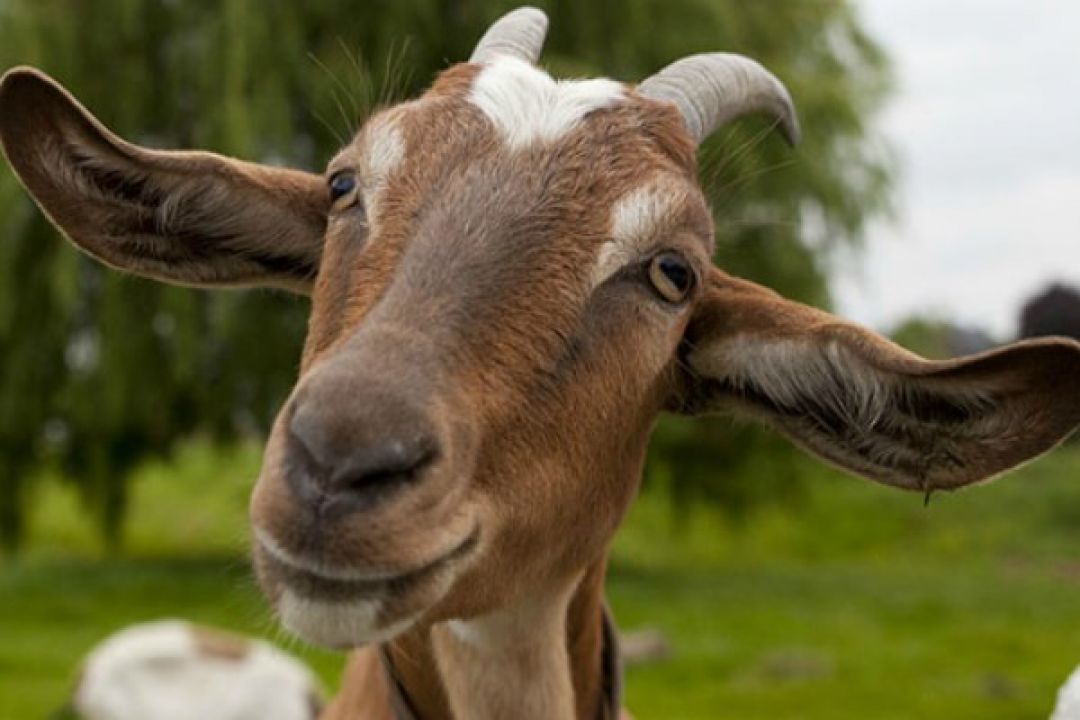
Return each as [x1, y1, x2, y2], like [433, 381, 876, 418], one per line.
[0, 0, 891, 549]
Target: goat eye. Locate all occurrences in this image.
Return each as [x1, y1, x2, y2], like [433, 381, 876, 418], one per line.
[648, 253, 693, 303]
[328, 172, 356, 203]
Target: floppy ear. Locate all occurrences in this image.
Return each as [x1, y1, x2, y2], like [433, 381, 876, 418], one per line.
[675, 269, 1080, 493]
[0, 66, 328, 293]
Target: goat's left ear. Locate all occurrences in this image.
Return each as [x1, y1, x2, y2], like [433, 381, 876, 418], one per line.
[0, 66, 328, 293]
[673, 269, 1080, 492]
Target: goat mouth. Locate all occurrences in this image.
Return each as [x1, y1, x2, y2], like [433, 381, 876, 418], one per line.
[255, 526, 480, 603]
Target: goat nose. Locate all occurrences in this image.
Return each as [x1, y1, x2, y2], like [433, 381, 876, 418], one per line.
[285, 398, 439, 513]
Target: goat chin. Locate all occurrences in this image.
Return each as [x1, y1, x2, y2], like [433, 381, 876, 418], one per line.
[277, 591, 417, 649]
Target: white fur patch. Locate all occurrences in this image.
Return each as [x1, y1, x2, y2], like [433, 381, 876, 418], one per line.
[361, 116, 406, 220]
[74, 620, 319, 720]
[278, 591, 414, 648]
[446, 618, 488, 647]
[593, 179, 684, 287]
[689, 337, 1001, 482]
[711, 339, 890, 427]
[469, 55, 624, 149]
[363, 118, 405, 183]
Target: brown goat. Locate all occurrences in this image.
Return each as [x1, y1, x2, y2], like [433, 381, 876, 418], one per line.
[3, 8, 1079, 719]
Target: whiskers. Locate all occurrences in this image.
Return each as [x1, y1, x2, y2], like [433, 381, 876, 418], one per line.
[308, 37, 417, 147]
[377, 37, 416, 109]
[698, 117, 804, 243]
[699, 120, 780, 191]
[308, 52, 359, 146]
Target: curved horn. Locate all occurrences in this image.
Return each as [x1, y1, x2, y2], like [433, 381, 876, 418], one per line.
[469, 7, 549, 65]
[638, 53, 800, 146]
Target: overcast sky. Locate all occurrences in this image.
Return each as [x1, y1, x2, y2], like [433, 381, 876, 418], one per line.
[833, 0, 1080, 338]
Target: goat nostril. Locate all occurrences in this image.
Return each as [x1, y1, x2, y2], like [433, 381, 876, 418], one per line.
[330, 436, 438, 495]
[285, 399, 440, 511]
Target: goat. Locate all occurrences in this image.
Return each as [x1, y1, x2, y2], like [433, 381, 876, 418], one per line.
[3, 7, 1079, 719]
[70, 620, 321, 720]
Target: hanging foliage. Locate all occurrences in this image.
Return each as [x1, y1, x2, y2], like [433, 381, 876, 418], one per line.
[0, 0, 892, 549]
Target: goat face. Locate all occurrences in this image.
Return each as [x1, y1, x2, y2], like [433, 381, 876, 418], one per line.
[248, 58, 717, 645]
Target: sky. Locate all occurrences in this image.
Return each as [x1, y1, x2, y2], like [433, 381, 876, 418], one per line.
[833, 0, 1080, 338]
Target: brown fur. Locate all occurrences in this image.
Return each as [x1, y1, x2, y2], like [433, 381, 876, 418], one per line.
[679, 271, 1080, 491]
[0, 67, 328, 293]
[3, 33, 1080, 720]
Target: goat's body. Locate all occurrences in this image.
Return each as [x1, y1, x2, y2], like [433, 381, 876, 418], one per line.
[323, 572, 632, 720]
[321, 649, 392, 719]
[319, 561, 620, 719]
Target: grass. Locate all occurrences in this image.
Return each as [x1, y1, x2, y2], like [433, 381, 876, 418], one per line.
[3, 438, 1080, 719]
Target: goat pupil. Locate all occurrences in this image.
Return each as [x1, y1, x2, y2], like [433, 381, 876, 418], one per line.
[329, 173, 355, 201]
[659, 255, 690, 290]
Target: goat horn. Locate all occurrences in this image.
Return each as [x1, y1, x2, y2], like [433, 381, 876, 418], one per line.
[470, 7, 549, 65]
[637, 53, 800, 146]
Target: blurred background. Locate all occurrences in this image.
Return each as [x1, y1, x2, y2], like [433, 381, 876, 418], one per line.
[0, 1, 1078, 718]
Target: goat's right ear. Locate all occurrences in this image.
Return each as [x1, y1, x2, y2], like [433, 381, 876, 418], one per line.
[0, 67, 328, 293]
[674, 269, 1080, 494]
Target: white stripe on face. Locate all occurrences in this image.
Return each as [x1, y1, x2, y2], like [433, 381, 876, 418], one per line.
[468, 55, 624, 149]
[364, 120, 405, 182]
[360, 114, 407, 221]
[593, 178, 687, 287]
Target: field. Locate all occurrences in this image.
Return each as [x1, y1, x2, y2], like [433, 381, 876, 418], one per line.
[3, 438, 1080, 719]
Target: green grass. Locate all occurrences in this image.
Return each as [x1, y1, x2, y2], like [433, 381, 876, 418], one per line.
[3, 438, 1080, 719]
